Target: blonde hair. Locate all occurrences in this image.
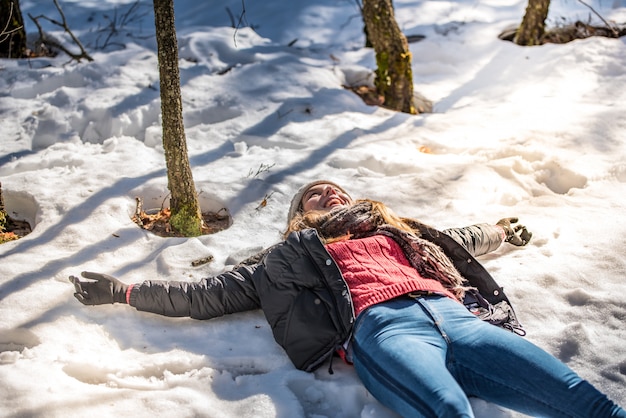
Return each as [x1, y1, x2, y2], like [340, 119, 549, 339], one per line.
[284, 199, 417, 242]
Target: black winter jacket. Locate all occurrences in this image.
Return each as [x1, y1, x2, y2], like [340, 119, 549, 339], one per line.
[129, 223, 511, 372]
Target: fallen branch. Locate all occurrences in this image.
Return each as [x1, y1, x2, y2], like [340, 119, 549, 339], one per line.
[191, 255, 214, 267]
[577, 0, 619, 37]
[28, 0, 93, 62]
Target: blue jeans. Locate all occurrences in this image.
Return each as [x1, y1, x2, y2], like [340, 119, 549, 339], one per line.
[352, 295, 626, 418]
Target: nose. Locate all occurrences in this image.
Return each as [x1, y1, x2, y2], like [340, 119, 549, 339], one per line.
[322, 185, 337, 196]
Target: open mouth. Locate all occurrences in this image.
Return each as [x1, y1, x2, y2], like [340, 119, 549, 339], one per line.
[325, 197, 343, 208]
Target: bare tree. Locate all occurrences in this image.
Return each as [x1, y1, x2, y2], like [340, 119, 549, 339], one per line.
[0, 0, 27, 58]
[153, 0, 203, 237]
[515, 0, 551, 46]
[362, 0, 416, 114]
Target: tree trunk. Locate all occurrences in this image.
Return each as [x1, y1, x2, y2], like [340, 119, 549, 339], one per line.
[153, 0, 203, 237]
[0, 182, 6, 231]
[362, 0, 416, 114]
[514, 0, 551, 46]
[0, 0, 27, 58]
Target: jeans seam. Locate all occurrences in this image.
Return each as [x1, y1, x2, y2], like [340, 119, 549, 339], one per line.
[353, 339, 440, 418]
[451, 361, 578, 418]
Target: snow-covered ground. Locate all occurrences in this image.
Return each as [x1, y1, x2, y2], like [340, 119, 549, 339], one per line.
[1, 0, 625, 416]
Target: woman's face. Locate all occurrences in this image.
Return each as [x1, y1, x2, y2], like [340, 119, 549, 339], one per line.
[301, 183, 352, 213]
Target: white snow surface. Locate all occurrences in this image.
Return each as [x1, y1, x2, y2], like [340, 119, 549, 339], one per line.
[1, 0, 626, 417]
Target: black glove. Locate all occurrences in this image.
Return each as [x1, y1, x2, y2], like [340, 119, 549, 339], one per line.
[496, 217, 532, 246]
[69, 271, 128, 305]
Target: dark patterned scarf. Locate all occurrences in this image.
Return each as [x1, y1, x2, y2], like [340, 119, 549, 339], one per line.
[315, 201, 469, 300]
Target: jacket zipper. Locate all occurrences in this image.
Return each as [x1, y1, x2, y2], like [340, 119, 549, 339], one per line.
[300, 231, 355, 372]
[300, 235, 353, 337]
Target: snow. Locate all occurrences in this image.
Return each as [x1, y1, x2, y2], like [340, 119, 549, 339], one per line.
[1, 0, 625, 416]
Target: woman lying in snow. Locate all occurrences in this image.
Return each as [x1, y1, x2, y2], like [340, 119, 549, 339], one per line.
[70, 180, 626, 418]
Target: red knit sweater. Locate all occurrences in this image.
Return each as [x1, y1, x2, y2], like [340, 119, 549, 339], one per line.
[326, 235, 457, 317]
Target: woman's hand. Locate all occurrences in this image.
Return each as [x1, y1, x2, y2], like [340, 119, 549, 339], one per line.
[496, 217, 532, 246]
[69, 271, 128, 305]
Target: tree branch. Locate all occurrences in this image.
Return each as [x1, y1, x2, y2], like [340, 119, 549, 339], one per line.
[577, 0, 618, 36]
[28, 0, 94, 62]
[0, 3, 23, 44]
